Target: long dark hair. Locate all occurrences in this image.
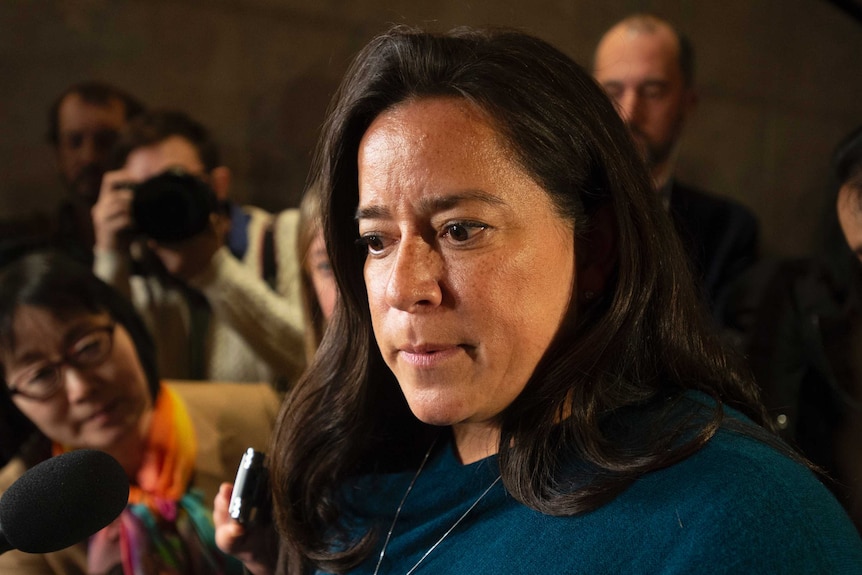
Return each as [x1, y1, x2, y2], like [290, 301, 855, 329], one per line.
[0, 251, 160, 462]
[270, 26, 771, 573]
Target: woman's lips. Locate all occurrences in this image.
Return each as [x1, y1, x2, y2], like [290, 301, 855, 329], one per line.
[84, 398, 120, 424]
[398, 344, 466, 368]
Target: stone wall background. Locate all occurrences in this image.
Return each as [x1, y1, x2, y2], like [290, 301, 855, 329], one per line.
[1, 0, 860, 257]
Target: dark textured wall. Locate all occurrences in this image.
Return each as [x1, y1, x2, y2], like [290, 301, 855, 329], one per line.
[2, 0, 861, 257]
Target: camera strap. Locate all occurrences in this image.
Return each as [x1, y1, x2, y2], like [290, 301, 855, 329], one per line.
[261, 221, 278, 291]
[185, 287, 211, 381]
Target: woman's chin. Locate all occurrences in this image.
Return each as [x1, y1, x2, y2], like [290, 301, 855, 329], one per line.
[406, 400, 465, 428]
[77, 422, 136, 452]
[405, 392, 482, 428]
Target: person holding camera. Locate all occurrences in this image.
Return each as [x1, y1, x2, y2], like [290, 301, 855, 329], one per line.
[91, 109, 306, 387]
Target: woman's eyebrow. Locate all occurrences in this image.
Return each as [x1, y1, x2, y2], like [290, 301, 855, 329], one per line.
[13, 349, 47, 365]
[9, 324, 96, 364]
[355, 204, 390, 221]
[355, 189, 506, 221]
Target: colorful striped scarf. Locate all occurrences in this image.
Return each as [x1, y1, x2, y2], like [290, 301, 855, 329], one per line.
[55, 384, 243, 575]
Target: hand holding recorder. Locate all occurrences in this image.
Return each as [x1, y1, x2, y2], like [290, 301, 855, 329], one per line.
[214, 448, 279, 575]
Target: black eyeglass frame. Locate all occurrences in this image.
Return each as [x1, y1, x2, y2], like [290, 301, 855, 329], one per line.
[4, 323, 117, 401]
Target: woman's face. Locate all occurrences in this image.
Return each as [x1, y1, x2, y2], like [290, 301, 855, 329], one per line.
[306, 230, 337, 321]
[2, 305, 152, 452]
[357, 97, 576, 435]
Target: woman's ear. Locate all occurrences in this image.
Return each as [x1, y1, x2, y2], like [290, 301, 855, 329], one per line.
[577, 204, 617, 301]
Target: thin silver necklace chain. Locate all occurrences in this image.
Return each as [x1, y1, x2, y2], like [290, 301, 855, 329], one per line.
[371, 439, 503, 575]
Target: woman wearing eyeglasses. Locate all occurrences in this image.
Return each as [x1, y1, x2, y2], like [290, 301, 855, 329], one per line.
[0, 250, 279, 575]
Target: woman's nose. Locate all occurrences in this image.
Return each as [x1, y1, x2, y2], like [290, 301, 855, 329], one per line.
[384, 238, 444, 312]
[62, 366, 99, 403]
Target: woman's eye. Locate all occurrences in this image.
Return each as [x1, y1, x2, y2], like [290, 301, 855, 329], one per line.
[75, 341, 102, 362]
[442, 222, 486, 243]
[26, 366, 56, 387]
[356, 234, 387, 255]
[71, 332, 109, 364]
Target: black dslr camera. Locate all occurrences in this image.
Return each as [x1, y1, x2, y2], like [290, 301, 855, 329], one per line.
[128, 168, 219, 242]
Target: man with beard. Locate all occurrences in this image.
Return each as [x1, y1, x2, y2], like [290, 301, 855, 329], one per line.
[48, 81, 144, 262]
[593, 14, 759, 317]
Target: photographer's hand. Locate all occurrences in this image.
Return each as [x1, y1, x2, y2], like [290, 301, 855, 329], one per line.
[92, 169, 136, 253]
[214, 483, 280, 575]
[149, 213, 226, 281]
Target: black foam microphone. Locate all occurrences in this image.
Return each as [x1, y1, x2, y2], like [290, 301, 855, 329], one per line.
[0, 449, 129, 554]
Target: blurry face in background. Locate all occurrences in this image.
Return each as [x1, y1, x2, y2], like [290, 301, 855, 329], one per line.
[55, 94, 128, 205]
[593, 23, 694, 182]
[2, 306, 152, 453]
[123, 135, 207, 182]
[357, 97, 575, 435]
[838, 184, 862, 263]
[306, 230, 337, 321]
[123, 135, 230, 209]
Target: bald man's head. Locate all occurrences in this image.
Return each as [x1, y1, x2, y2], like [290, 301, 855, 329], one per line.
[593, 14, 697, 185]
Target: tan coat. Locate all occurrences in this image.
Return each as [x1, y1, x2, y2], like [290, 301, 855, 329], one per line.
[0, 381, 280, 575]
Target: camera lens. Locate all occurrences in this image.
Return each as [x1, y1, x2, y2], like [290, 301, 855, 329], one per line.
[131, 169, 217, 242]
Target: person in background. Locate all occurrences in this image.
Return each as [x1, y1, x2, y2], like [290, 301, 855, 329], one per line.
[831, 125, 862, 528]
[91, 109, 306, 387]
[213, 27, 862, 574]
[1, 82, 144, 265]
[0, 250, 280, 574]
[49, 81, 145, 260]
[593, 14, 759, 319]
[724, 125, 862, 533]
[836, 126, 862, 264]
[296, 182, 336, 361]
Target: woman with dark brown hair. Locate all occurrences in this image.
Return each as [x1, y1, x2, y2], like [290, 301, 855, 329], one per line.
[215, 26, 862, 574]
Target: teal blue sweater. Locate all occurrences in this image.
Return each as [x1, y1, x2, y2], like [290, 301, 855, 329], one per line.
[337, 410, 862, 574]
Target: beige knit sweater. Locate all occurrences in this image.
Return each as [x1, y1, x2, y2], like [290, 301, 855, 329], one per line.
[94, 206, 306, 386]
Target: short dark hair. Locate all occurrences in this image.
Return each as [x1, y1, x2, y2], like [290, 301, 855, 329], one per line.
[47, 81, 145, 146]
[270, 26, 766, 573]
[0, 251, 160, 458]
[109, 109, 221, 172]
